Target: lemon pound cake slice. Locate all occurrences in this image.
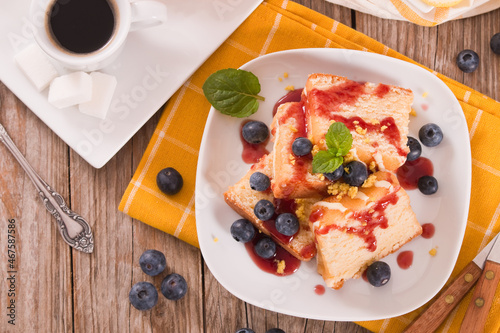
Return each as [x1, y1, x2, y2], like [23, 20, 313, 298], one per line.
[304, 73, 413, 172]
[309, 171, 421, 289]
[224, 153, 317, 261]
[270, 101, 330, 199]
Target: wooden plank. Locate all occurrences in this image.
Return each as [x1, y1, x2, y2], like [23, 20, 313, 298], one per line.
[0, 82, 72, 332]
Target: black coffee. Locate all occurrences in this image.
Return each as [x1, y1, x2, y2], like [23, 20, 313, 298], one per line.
[48, 0, 116, 54]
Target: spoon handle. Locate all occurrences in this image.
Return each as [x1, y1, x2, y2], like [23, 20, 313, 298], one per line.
[0, 123, 93, 253]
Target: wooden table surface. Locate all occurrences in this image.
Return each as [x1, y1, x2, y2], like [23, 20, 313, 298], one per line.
[1, 1, 499, 332]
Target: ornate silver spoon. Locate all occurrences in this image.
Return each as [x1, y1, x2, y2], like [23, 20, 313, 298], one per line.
[0, 122, 94, 253]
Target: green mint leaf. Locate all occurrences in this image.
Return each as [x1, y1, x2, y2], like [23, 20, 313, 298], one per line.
[325, 122, 353, 156]
[312, 151, 343, 174]
[202, 68, 265, 118]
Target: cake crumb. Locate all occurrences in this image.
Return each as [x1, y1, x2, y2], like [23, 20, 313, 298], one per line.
[369, 161, 377, 173]
[410, 108, 417, 117]
[429, 248, 437, 256]
[312, 145, 320, 156]
[285, 85, 295, 91]
[355, 126, 367, 135]
[348, 186, 358, 199]
[328, 182, 351, 199]
[289, 154, 296, 165]
[278, 77, 283, 82]
[213, 237, 219, 243]
[370, 118, 380, 125]
[422, 91, 429, 98]
[283, 72, 289, 78]
[363, 138, 371, 144]
[289, 125, 298, 132]
[295, 200, 307, 222]
[380, 125, 388, 132]
[344, 152, 355, 163]
[353, 120, 359, 125]
[362, 174, 377, 188]
[276, 260, 286, 274]
[319, 174, 325, 181]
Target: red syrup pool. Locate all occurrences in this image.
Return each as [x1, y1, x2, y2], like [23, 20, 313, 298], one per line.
[244, 232, 301, 277]
[397, 251, 414, 269]
[397, 157, 434, 190]
[240, 120, 269, 164]
[273, 88, 303, 116]
[314, 285, 326, 295]
[421, 223, 435, 239]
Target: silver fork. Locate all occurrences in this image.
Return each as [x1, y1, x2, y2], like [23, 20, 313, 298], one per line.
[0, 116, 94, 253]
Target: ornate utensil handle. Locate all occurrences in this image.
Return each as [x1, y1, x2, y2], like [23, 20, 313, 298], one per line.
[0, 123, 93, 253]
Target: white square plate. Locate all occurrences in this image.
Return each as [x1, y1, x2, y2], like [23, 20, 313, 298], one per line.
[196, 48, 471, 320]
[0, 0, 261, 168]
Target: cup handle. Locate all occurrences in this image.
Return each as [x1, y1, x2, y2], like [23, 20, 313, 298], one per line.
[130, 0, 167, 31]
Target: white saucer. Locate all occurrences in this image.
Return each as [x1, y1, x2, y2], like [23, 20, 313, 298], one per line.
[0, 0, 261, 168]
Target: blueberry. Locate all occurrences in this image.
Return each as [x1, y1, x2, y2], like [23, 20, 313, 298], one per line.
[230, 219, 255, 243]
[249, 172, 270, 191]
[275, 213, 299, 236]
[236, 329, 255, 333]
[366, 261, 391, 287]
[456, 49, 479, 73]
[491, 33, 500, 55]
[419, 123, 443, 147]
[157, 167, 183, 195]
[255, 237, 276, 259]
[242, 121, 269, 144]
[161, 273, 188, 301]
[418, 175, 438, 195]
[266, 329, 286, 333]
[292, 137, 313, 156]
[406, 136, 422, 161]
[324, 164, 344, 181]
[254, 199, 275, 221]
[343, 161, 368, 187]
[139, 249, 166, 276]
[129, 282, 158, 310]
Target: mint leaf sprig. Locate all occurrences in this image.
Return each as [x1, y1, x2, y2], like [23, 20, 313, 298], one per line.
[202, 68, 265, 118]
[312, 122, 353, 174]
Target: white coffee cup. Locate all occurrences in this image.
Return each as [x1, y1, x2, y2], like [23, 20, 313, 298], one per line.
[29, 0, 167, 71]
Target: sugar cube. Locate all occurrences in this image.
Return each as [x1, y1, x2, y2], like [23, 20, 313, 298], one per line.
[48, 72, 92, 109]
[78, 72, 117, 119]
[14, 44, 58, 91]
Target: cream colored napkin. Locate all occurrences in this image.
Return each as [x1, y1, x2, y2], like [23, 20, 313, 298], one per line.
[326, 0, 500, 26]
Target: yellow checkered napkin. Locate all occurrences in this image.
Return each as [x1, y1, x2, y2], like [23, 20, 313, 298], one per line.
[119, 0, 500, 331]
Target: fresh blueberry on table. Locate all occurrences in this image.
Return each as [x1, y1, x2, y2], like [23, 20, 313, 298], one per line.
[456, 49, 479, 73]
[292, 137, 313, 156]
[418, 175, 438, 195]
[236, 329, 255, 333]
[366, 261, 391, 287]
[419, 123, 443, 147]
[129, 282, 158, 310]
[324, 164, 344, 181]
[490, 32, 500, 55]
[230, 219, 256, 243]
[242, 120, 269, 144]
[139, 249, 166, 276]
[254, 199, 275, 221]
[275, 213, 299, 236]
[266, 329, 286, 333]
[156, 167, 183, 195]
[343, 161, 368, 187]
[161, 273, 188, 301]
[249, 171, 270, 191]
[255, 237, 276, 259]
[406, 136, 422, 161]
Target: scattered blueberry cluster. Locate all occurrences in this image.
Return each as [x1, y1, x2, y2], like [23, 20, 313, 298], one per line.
[129, 249, 188, 311]
[456, 32, 500, 73]
[410, 122, 443, 195]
